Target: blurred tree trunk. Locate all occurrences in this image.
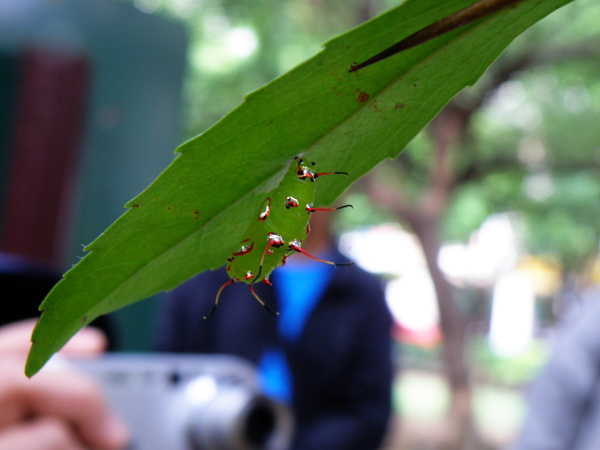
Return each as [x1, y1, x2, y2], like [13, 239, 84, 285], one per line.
[352, 0, 479, 441]
[366, 104, 481, 449]
[364, 46, 565, 447]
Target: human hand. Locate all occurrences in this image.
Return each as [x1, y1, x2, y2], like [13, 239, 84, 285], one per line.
[0, 319, 107, 357]
[0, 320, 129, 450]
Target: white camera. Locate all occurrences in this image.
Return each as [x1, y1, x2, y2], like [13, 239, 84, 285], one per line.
[71, 353, 293, 450]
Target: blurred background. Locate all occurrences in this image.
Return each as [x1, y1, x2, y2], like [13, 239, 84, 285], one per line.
[1, 0, 599, 448]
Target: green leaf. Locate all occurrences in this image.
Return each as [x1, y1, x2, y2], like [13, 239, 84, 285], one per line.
[26, 0, 573, 376]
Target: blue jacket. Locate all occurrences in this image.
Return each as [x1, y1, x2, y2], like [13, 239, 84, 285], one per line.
[157, 257, 394, 450]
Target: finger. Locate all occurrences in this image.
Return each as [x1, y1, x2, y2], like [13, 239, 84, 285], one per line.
[0, 319, 106, 357]
[25, 371, 128, 449]
[0, 319, 39, 354]
[0, 360, 128, 449]
[60, 326, 107, 356]
[0, 416, 87, 450]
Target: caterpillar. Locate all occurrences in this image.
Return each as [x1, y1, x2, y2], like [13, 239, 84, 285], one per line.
[204, 157, 353, 319]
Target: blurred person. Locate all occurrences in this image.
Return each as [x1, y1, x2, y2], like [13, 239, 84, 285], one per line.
[157, 211, 394, 450]
[0, 319, 129, 450]
[512, 289, 600, 450]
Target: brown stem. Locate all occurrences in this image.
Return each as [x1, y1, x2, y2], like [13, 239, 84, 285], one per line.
[349, 0, 526, 72]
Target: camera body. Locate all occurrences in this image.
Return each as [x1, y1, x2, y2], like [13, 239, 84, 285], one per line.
[70, 353, 293, 450]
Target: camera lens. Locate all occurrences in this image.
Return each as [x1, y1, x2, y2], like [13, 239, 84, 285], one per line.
[186, 383, 292, 450]
[244, 401, 276, 446]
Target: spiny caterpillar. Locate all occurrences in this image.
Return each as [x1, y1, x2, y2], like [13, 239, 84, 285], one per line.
[204, 157, 353, 319]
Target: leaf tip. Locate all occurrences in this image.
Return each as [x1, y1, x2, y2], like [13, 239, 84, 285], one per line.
[24, 344, 44, 378]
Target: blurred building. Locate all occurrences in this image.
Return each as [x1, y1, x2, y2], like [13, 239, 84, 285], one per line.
[0, 0, 187, 347]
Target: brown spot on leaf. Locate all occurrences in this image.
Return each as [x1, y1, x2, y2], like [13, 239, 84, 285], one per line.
[131, 203, 140, 208]
[395, 103, 405, 110]
[356, 91, 370, 103]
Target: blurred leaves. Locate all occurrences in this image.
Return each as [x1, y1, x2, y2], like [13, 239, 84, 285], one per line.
[379, 0, 600, 273]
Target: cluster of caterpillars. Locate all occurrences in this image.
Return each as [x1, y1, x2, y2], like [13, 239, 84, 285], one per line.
[204, 157, 352, 319]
